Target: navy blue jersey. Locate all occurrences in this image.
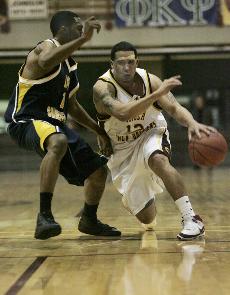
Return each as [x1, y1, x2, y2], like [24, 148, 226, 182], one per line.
[5, 39, 79, 126]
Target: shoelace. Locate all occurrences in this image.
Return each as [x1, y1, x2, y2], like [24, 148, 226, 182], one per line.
[181, 215, 200, 225]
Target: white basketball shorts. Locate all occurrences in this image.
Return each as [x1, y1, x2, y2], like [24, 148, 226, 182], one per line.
[107, 127, 171, 215]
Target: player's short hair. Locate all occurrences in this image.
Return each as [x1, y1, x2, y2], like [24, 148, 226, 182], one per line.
[111, 41, 137, 60]
[50, 11, 80, 36]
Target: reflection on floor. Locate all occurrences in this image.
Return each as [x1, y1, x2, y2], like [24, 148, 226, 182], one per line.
[0, 168, 230, 295]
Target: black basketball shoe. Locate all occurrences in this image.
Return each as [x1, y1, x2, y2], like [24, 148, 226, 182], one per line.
[34, 213, 62, 240]
[78, 215, 121, 236]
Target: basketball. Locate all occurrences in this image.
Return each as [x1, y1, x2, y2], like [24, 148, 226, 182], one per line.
[188, 131, 228, 167]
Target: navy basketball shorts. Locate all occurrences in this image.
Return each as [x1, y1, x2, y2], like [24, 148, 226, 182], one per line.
[8, 120, 108, 186]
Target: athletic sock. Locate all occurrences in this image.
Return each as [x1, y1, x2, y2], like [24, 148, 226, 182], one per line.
[82, 202, 98, 220]
[175, 196, 195, 220]
[40, 192, 53, 216]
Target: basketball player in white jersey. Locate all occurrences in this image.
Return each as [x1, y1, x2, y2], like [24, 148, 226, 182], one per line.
[93, 41, 216, 240]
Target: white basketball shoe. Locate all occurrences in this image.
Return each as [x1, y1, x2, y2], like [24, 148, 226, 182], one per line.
[177, 215, 205, 241]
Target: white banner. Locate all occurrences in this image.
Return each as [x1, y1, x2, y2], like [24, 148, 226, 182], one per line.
[8, 0, 48, 20]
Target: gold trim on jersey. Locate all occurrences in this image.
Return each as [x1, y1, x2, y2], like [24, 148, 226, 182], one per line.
[33, 120, 58, 150]
[18, 64, 61, 85]
[65, 59, 78, 72]
[69, 83, 80, 98]
[16, 82, 33, 112]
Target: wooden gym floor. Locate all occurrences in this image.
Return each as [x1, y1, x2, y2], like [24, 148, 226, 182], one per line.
[0, 167, 230, 295]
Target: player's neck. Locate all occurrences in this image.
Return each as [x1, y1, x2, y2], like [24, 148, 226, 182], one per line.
[112, 72, 136, 88]
[114, 74, 144, 96]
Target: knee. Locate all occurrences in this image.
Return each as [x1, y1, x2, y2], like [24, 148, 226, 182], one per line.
[136, 206, 156, 224]
[149, 153, 170, 173]
[136, 199, 157, 224]
[138, 214, 155, 225]
[46, 134, 68, 159]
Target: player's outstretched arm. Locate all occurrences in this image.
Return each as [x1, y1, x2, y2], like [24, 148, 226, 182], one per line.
[93, 77, 181, 121]
[23, 17, 101, 80]
[38, 17, 101, 70]
[150, 74, 216, 140]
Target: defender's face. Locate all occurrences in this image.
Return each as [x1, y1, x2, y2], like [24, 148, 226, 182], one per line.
[112, 51, 138, 83]
[69, 17, 83, 40]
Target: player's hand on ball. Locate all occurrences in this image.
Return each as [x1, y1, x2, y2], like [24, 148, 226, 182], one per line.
[188, 122, 217, 141]
[188, 130, 228, 167]
[97, 133, 113, 157]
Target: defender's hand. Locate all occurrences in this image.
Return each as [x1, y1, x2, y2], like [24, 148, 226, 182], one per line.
[82, 16, 101, 42]
[97, 133, 113, 157]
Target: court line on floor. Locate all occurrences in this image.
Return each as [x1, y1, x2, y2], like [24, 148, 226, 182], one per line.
[4, 256, 47, 295]
[1, 227, 230, 236]
[2, 249, 230, 260]
[1, 237, 230, 242]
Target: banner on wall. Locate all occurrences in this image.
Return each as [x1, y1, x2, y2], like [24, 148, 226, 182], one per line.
[8, 0, 48, 20]
[115, 0, 219, 27]
[221, 0, 230, 25]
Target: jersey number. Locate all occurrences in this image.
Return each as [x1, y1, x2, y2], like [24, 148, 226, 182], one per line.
[126, 124, 144, 134]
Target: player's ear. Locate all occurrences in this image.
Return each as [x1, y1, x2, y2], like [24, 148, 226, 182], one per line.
[136, 58, 139, 66]
[110, 60, 114, 69]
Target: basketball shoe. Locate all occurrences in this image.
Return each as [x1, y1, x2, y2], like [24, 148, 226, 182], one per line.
[78, 215, 121, 236]
[34, 213, 62, 240]
[177, 215, 205, 241]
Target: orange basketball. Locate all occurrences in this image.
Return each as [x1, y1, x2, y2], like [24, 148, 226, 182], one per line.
[188, 131, 228, 167]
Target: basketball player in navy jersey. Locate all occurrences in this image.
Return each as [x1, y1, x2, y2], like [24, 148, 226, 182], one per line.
[4, 11, 120, 239]
[93, 41, 216, 240]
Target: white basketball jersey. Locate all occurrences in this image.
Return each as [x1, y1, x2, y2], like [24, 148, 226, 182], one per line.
[98, 68, 167, 148]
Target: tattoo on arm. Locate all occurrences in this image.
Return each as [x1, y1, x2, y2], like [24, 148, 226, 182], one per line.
[94, 81, 116, 115]
[103, 96, 115, 113]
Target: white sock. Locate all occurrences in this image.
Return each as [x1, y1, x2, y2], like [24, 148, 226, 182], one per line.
[175, 196, 195, 220]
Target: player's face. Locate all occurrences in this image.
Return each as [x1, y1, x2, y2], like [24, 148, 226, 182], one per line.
[112, 51, 138, 83]
[66, 17, 83, 41]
